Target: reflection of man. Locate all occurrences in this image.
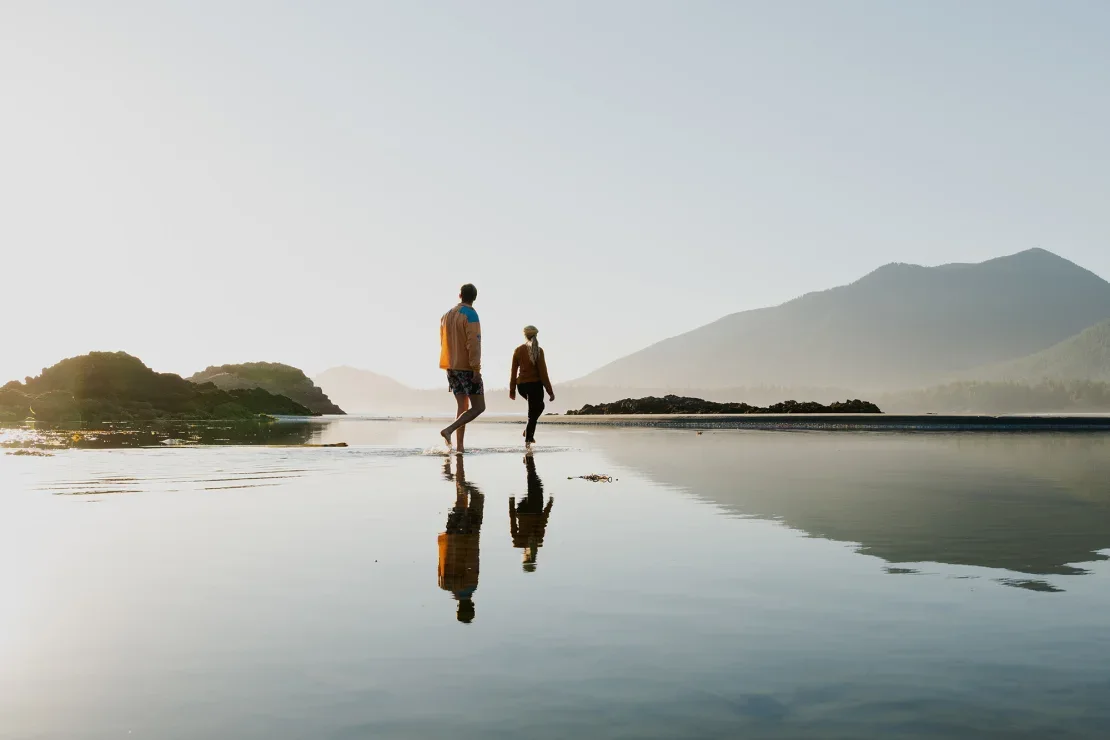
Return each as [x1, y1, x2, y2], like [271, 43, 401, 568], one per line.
[439, 454, 484, 623]
[509, 455, 554, 572]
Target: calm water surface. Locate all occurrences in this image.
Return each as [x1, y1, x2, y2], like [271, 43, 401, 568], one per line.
[2, 419, 1109, 739]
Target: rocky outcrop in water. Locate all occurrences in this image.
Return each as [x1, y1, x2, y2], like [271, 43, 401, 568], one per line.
[190, 362, 345, 415]
[566, 395, 881, 415]
[0, 352, 315, 423]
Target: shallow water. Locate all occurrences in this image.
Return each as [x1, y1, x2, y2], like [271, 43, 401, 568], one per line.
[2, 419, 1109, 739]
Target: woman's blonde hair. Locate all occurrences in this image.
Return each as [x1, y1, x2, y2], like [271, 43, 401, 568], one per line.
[523, 325, 540, 365]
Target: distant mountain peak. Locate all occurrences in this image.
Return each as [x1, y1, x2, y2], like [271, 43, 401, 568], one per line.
[1016, 247, 1059, 257]
[986, 247, 1076, 266]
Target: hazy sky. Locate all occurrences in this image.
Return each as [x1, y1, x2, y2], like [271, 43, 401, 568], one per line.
[3, 1, 1110, 389]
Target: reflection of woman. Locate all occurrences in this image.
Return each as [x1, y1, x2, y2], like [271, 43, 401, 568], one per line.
[438, 454, 484, 623]
[509, 455, 554, 572]
[509, 325, 555, 448]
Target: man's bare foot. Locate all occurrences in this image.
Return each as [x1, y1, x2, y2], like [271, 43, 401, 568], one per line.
[440, 429, 453, 449]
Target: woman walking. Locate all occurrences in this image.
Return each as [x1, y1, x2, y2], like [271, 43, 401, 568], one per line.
[509, 325, 555, 448]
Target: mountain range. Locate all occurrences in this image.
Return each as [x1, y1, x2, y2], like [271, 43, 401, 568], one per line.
[314, 249, 1110, 414]
[574, 248, 1110, 391]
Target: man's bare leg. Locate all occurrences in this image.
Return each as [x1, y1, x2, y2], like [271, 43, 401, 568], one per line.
[455, 395, 487, 453]
[455, 395, 468, 452]
[440, 394, 486, 453]
[441, 395, 468, 449]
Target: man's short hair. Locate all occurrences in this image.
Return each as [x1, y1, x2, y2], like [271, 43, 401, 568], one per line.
[460, 284, 478, 303]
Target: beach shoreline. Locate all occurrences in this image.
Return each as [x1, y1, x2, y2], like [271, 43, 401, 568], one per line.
[478, 413, 1110, 431]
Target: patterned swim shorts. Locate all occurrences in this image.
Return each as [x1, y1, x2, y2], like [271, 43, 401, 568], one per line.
[447, 369, 484, 397]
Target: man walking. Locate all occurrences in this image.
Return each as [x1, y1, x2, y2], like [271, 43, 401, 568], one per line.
[439, 283, 485, 451]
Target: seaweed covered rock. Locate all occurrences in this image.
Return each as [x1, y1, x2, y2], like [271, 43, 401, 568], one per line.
[566, 395, 881, 415]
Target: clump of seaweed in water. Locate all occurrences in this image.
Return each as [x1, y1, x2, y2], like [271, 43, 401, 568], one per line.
[569, 474, 615, 482]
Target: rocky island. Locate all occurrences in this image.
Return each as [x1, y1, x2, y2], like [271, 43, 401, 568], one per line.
[0, 352, 316, 423]
[190, 362, 345, 415]
[566, 395, 882, 415]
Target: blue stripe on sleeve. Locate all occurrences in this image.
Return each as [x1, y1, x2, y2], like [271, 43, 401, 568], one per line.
[459, 306, 479, 323]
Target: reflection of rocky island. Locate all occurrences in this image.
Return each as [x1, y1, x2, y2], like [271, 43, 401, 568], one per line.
[190, 362, 344, 415]
[567, 395, 880, 415]
[0, 352, 314, 423]
[593, 430, 1110, 589]
[439, 455, 484, 623]
[510, 456, 554, 571]
[2, 420, 316, 449]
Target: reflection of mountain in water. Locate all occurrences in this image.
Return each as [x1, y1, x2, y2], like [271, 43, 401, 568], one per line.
[593, 430, 1110, 583]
